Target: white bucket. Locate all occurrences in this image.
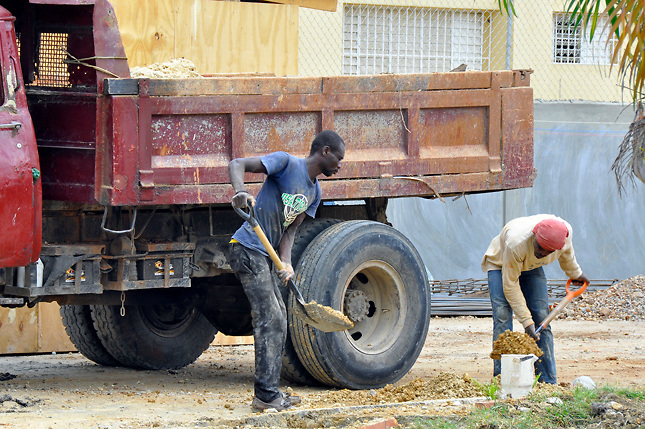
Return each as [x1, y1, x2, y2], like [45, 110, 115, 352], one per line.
[500, 354, 538, 398]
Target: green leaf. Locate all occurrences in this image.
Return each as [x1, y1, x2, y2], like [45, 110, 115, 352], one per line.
[497, 0, 516, 17]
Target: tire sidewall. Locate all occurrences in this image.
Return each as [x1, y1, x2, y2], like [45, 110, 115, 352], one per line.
[92, 304, 215, 370]
[295, 221, 430, 389]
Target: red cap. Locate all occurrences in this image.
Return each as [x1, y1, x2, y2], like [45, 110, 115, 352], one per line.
[532, 219, 569, 251]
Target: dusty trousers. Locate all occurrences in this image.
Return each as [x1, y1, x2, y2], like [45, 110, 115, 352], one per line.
[488, 267, 556, 384]
[229, 242, 287, 403]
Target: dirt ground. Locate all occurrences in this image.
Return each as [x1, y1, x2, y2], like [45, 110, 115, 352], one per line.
[1, 316, 644, 428]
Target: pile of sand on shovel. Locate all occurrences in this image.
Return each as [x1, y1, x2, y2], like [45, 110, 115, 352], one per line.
[292, 300, 353, 332]
[304, 301, 353, 328]
[490, 329, 544, 360]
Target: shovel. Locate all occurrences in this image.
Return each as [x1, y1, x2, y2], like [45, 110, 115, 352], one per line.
[535, 279, 588, 335]
[234, 205, 353, 332]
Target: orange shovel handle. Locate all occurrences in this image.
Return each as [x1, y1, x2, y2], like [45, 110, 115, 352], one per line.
[565, 278, 588, 299]
[535, 279, 588, 335]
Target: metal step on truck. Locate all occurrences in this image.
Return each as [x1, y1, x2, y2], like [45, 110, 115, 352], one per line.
[0, 0, 534, 389]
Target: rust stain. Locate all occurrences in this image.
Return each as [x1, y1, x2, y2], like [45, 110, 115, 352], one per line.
[267, 127, 282, 153]
[195, 168, 203, 204]
[193, 167, 200, 185]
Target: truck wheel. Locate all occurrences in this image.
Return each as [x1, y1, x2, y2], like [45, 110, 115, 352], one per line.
[289, 220, 430, 389]
[91, 303, 216, 370]
[281, 218, 340, 385]
[60, 305, 121, 367]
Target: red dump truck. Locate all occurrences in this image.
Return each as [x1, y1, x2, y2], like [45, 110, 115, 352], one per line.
[0, 0, 534, 389]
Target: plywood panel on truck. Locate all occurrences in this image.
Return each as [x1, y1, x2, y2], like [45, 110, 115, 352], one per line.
[0, 304, 75, 354]
[0, 303, 250, 354]
[264, 0, 337, 12]
[110, 0, 298, 76]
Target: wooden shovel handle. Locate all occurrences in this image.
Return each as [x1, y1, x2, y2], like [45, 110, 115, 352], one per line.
[252, 225, 285, 271]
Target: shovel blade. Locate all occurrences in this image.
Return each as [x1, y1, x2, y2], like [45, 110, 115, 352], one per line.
[290, 294, 353, 332]
[288, 279, 353, 332]
[301, 301, 354, 332]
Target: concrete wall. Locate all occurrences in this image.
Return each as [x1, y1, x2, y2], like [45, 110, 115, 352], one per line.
[387, 102, 645, 281]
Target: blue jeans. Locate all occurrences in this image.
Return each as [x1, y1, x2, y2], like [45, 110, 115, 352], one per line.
[488, 267, 556, 384]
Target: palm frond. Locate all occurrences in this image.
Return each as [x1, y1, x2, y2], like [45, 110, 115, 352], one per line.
[567, 0, 645, 101]
[497, 0, 516, 17]
[611, 103, 645, 194]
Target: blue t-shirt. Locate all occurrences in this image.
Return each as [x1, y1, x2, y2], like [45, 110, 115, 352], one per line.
[232, 152, 321, 256]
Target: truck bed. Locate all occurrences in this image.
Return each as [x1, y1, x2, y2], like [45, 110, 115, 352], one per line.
[92, 70, 533, 206]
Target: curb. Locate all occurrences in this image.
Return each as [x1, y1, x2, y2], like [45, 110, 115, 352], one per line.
[218, 396, 488, 428]
[359, 417, 399, 429]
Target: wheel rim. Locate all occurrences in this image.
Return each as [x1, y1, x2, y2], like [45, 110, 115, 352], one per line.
[139, 304, 200, 338]
[342, 260, 407, 354]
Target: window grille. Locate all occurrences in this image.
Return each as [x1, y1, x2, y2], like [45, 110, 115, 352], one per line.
[33, 32, 71, 87]
[553, 13, 616, 65]
[342, 5, 490, 75]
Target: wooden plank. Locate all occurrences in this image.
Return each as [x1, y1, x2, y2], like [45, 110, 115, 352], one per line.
[38, 304, 75, 353]
[263, 0, 337, 12]
[109, 0, 176, 68]
[110, 0, 298, 75]
[0, 306, 38, 354]
[174, 1, 299, 75]
[0, 303, 74, 355]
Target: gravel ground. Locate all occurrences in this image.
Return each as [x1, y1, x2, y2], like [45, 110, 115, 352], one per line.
[0, 275, 643, 428]
[1, 316, 644, 428]
[560, 275, 645, 321]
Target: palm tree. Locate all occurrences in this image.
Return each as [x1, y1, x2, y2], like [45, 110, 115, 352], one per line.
[500, 0, 645, 192]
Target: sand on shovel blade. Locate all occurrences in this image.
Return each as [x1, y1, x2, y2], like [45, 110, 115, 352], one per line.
[297, 301, 353, 332]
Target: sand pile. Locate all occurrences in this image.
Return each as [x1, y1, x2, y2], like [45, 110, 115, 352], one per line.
[306, 372, 483, 408]
[490, 330, 543, 360]
[130, 58, 202, 78]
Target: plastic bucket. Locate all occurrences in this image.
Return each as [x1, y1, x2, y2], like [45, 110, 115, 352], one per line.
[500, 354, 538, 398]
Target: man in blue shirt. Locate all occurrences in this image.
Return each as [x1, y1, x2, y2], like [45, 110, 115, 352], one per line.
[228, 130, 346, 411]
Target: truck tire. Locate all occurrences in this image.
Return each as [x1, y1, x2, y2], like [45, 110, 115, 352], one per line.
[281, 218, 341, 385]
[289, 220, 430, 389]
[91, 303, 216, 370]
[59, 305, 121, 367]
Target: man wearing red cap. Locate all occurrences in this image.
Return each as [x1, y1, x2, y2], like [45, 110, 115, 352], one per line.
[482, 214, 589, 384]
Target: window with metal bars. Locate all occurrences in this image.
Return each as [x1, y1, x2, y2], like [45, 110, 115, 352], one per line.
[342, 4, 490, 75]
[33, 32, 71, 87]
[18, 32, 81, 87]
[553, 13, 616, 65]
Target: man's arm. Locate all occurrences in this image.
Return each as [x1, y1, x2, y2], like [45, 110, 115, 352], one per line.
[228, 157, 267, 208]
[276, 212, 307, 282]
[557, 244, 589, 286]
[501, 250, 533, 327]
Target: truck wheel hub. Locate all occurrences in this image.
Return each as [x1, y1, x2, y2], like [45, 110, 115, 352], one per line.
[344, 289, 369, 322]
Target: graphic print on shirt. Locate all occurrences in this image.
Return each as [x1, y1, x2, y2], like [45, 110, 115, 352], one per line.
[281, 193, 308, 226]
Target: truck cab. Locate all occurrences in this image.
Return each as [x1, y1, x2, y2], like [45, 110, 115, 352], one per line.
[0, 5, 41, 271]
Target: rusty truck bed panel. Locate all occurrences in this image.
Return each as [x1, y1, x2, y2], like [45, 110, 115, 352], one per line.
[97, 70, 533, 206]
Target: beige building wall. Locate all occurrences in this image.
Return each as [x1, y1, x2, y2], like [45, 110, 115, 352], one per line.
[298, 0, 622, 101]
[512, 0, 621, 101]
